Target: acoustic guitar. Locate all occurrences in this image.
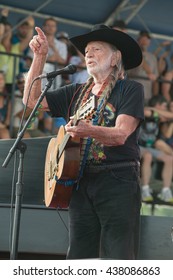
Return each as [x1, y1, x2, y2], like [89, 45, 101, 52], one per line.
[44, 95, 96, 209]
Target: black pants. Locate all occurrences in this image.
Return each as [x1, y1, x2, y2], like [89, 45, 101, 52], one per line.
[67, 165, 141, 259]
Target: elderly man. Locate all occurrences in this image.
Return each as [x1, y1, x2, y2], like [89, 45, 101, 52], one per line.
[23, 24, 144, 259]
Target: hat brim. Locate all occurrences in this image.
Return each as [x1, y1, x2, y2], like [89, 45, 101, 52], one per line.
[70, 28, 142, 70]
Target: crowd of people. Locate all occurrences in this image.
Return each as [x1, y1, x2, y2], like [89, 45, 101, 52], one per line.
[125, 26, 173, 203]
[0, 8, 88, 138]
[1, 9, 173, 205]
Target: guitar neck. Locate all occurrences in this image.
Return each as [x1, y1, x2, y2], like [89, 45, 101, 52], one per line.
[58, 133, 71, 160]
[57, 96, 96, 160]
[58, 112, 79, 160]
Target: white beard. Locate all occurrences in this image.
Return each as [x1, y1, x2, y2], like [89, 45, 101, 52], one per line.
[87, 56, 112, 77]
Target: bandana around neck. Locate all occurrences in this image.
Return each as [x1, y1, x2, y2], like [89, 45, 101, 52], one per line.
[74, 71, 117, 124]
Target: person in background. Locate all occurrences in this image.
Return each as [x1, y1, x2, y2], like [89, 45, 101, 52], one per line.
[0, 70, 10, 139]
[56, 31, 71, 58]
[162, 68, 173, 102]
[154, 100, 173, 156]
[23, 24, 144, 259]
[12, 16, 35, 73]
[41, 17, 68, 89]
[56, 31, 72, 85]
[0, 9, 34, 93]
[68, 44, 89, 84]
[111, 19, 127, 33]
[12, 73, 45, 138]
[20, 55, 33, 73]
[12, 17, 35, 47]
[0, 9, 6, 39]
[169, 53, 173, 70]
[128, 30, 159, 105]
[152, 41, 171, 96]
[140, 95, 173, 203]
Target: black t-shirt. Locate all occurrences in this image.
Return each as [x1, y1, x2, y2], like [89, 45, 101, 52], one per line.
[46, 79, 144, 163]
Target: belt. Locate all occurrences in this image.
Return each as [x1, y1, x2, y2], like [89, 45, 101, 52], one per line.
[84, 161, 140, 173]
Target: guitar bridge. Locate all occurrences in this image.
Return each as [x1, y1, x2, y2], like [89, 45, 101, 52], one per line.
[47, 160, 58, 181]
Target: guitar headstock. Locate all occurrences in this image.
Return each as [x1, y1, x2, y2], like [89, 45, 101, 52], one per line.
[73, 95, 97, 124]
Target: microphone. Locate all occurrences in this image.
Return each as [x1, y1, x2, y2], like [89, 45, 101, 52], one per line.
[38, 64, 77, 79]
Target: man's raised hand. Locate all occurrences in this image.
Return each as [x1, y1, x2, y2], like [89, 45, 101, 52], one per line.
[29, 27, 48, 55]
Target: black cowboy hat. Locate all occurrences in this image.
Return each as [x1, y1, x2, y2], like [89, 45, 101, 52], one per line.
[70, 24, 142, 70]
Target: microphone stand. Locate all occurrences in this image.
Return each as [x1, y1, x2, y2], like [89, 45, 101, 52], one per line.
[2, 77, 54, 260]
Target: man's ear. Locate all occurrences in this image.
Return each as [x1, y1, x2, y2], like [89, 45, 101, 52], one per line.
[111, 50, 122, 68]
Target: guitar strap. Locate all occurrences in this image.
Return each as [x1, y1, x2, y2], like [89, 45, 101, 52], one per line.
[76, 102, 100, 189]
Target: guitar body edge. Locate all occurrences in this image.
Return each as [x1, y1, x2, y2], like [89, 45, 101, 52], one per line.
[44, 126, 80, 208]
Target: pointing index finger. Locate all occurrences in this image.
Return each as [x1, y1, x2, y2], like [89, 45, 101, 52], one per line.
[35, 27, 46, 39]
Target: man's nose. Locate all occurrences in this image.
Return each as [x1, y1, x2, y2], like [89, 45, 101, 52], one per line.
[86, 50, 94, 58]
